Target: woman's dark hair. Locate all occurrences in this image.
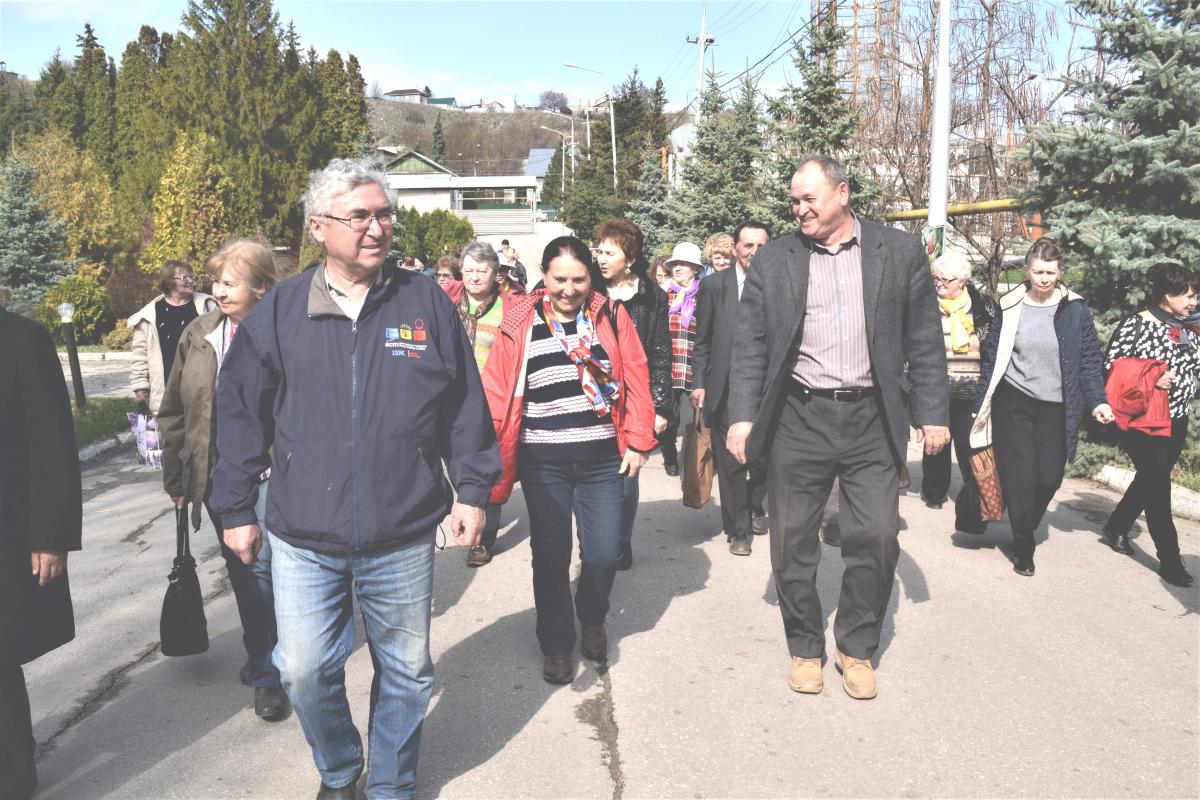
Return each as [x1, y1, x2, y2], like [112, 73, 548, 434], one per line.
[158, 259, 193, 295]
[541, 235, 606, 295]
[595, 218, 648, 278]
[1024, 237, 1064, 268]
[1148, 262, 1198, 304]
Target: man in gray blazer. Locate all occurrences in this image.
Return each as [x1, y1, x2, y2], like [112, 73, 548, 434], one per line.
[692, 220, 772, 556]
[726, 155, 949, 700]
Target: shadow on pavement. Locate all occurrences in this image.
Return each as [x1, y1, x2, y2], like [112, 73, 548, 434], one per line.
[432, 488, 531, 619]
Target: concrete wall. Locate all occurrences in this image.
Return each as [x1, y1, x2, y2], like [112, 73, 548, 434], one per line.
[393, 188, 452, 213]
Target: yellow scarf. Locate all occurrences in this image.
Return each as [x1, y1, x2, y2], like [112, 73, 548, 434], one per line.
[939, 292, 974, 353]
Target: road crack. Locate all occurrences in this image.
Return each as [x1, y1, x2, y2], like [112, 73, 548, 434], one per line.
[120, 505, 175, 546]
[575, 667, 626, 800]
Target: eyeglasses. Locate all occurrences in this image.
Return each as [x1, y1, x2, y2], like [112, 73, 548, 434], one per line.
[932, 276, 962, 285]
[175, 275, 195, 284]
[322, 209, 396, 231]
[435, 273, 454, 280]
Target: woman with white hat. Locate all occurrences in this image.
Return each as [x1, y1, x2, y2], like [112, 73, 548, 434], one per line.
[660, 241, 704, 476]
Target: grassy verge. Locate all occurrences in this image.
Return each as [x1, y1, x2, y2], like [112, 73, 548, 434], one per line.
[74, 396, 137, 448]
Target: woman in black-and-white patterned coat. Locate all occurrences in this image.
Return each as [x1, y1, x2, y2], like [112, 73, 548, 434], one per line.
[1102, 263, 1200, 587]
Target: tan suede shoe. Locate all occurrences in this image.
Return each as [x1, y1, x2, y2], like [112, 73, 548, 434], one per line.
[788, 656, 823, 694]
[834, 649, 877, 699]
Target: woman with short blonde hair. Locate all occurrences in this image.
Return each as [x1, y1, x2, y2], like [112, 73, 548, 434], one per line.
[703, 233, 734, 273]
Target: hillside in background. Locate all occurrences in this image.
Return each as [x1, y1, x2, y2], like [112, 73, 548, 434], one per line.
[369, 99, 580, 175]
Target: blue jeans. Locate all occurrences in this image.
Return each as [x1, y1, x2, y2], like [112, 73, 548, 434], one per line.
[518, 452, 623, 655]
[206, 481, 279, 690]
[269, 531, 435, 799]
[618, 474, 639, 546]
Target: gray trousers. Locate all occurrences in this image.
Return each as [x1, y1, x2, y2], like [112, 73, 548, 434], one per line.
[767, 389, 900, 661]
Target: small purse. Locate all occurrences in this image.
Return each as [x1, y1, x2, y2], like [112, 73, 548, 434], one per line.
[969, 446, 1005, 522]
[681, 415, 714, 509]
[159, 504, 209, 656]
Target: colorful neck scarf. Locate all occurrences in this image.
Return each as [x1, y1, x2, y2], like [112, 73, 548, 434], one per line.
[541, 297, 621, 417]
[668, 277, 701, 330]
[1150, 304, 1195, 350]
[938, 291, 974, 353]
[458, 290, 499, 345]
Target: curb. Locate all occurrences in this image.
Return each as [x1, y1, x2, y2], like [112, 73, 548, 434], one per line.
[79, 430, 134, 463]
[1092, 465, 1200, 522]
[58, 351, 132, 362]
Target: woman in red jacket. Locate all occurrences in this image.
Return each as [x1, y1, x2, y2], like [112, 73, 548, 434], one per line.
[482, 236, 656, 685]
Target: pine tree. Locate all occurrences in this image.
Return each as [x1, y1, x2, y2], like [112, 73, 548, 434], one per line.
[0, 157, 73, 314]
[625, 143, 673, 256]
[36, 51, 80, 139]
[432, 114, 446, 164]
[756, 10, 879, 233]
[0, 75, 38, 158]
[561, 134, 622, 241]
[139, 132, 230, 272]
[73, 24, 116, 174]
[1024, 0, 1200, 325]
[114, 26, 174, 245]
[540, 144, 565, 210]
[666, 73, 762, 243]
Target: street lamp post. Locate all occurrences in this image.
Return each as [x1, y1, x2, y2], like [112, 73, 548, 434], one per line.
[57, 302, 86, 408]
[564, 62, 618, 192]
[539, 126, 567, 198]
[540, 108, 575, 180]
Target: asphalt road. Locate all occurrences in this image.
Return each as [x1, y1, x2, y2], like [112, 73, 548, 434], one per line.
[23, 432, 1199, 800]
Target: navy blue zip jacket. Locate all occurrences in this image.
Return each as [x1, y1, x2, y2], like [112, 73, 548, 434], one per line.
[209, 263, 501, 554]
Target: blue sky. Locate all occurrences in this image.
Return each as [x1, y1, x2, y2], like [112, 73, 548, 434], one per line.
[0, 1, 822, 110]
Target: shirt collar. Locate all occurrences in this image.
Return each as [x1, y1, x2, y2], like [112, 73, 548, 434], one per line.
[325, 268, 382, 298]
[806, 214, 861, 256]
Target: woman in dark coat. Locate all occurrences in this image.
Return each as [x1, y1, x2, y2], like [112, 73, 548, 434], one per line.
[594, 219, 672, 570]
[0, 306, 82, 798]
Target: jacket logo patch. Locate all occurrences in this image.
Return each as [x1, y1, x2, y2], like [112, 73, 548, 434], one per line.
[386, 319, 428, 358]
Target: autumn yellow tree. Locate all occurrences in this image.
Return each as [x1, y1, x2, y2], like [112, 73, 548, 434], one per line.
[139, 131, 230, 273]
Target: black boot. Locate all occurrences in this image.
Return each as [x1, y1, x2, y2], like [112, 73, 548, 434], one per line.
[617, 541, 633, 571]
[1159, 557, 1194, 587]
[1103, 525, 1134, 555]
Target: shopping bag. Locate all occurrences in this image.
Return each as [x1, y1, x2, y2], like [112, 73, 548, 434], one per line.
[128, 401, 162, 469]
[969, 446, 1005, 522]
[160, 504, 208, 656]
[681, 415, 713, 509]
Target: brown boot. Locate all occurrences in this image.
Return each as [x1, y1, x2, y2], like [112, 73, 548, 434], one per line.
[834, 648, 877, 699]
[787, 656, 823, 694]
[581, 624, 608, 662]
[466, 545, 492, 567]
[543, 654, 574, 684]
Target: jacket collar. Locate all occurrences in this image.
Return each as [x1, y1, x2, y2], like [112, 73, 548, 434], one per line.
[127, 292, 213, 326]
[307, 262, 396, 319]
[998, 281, 1084, 313]
[499, 288, 608, 337]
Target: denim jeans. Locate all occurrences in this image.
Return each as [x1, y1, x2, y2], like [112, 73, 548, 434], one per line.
[269, 531, 435, 799]
[618, 473, 639, 546]
[206, 481, 279, 690]
[518, 451, 624, 655]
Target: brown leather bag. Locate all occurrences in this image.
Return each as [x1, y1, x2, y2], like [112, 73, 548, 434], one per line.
[681, 416, 713, 509]
[970, 446, 1005, 522]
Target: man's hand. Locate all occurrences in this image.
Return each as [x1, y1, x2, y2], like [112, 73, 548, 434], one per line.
[31, 551, 67, 587]
[1093, 403, 1115, 424]
[134, 388, 150, 403]
[619, 448, 648, 478]
[223, 524, 262, 565]
[450, 502, 485, 547]
[726, 421, 753, 465]
[653, 414, 669, 435]
[914, 425, 950, 455]
[689, 388, 705, 411]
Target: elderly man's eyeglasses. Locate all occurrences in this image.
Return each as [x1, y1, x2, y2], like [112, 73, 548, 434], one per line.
[322, 210, 396, 231]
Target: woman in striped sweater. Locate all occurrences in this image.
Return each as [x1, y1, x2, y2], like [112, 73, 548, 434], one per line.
[481, 236, 656, 685]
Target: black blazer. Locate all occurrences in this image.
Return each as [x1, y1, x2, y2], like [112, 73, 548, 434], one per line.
[691, 266, 741, 425]
[0, 308, 81, 664]
[728, 218, 949, 466]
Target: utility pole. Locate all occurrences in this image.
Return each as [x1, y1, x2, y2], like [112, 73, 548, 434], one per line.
[687, 1, 715, 126]
[925, 0, 952, 259]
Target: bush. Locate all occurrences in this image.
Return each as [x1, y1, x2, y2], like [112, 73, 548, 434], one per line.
[35, 273, 114, 346]
[105, 263, 158, 319]
[73, 396, 137, 448]
[101, 323, 134, 351]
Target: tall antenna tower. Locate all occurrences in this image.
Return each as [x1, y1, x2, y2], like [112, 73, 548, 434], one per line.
[810, 0, 901, 107]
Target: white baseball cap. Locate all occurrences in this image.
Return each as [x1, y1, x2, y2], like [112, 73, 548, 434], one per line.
[665, 241, 703, 268]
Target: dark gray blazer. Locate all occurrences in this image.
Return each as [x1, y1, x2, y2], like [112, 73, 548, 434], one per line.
[691, 266, 740, 426]
[728, 217, 949, 466]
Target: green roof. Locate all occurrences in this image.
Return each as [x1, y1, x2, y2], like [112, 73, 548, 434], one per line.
[428, 97, 456, 106]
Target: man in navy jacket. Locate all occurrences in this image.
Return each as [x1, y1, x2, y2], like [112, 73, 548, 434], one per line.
[210, 159, 500, 800]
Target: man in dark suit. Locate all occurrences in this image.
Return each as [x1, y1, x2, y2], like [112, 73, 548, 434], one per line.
[0, 306, 82, 799]
[692, 220, 772, 556]
[727, 155, 948, 700]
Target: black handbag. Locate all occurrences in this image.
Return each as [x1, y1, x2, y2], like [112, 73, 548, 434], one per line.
[160, 504, 209, 656]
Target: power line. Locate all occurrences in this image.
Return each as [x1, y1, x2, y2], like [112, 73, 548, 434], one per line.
[710, 1, 772, 38]
[716, 12, 818, 93]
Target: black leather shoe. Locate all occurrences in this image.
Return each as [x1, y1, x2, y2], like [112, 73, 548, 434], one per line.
[616, 541, 632, 571]
[315, 777, 357, 799]
[466, 544, 492, 567]
[822, 524, 841, 548]
[581, 624, 608, 662]
[921, 492, 944, 510]
[543, 654, 574, 684]
[751, 513, 769, 535]
[254, 687, 288, 721]
[1013, 559, 1035, 577]
[729, 534, 752, 556]
[664, 461, 680, 477]
[1160, 558, 1194, 587]
[1103, 527, 1135, 555]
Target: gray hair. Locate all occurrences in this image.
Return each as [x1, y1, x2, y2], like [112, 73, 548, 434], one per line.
[794, 154, 848, 188]
[931, 251, 973, 281]
[302, 158, 390, 238]
[460, 240, 500, 273]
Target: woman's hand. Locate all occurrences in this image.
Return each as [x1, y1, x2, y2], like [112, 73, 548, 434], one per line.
[653, 414, 669, 435]
[619, 448, 648, 478]
[172, 496, 186, 509]
[134, 388, 150, 403]
[1156, 370, 1175, 390]
[1093, 403, 1115, 424]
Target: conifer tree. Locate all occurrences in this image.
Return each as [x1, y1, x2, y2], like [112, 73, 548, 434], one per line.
[561, 134, 622, 241]
[432, 114, 446, 165]
[626, 143, 673, 256]
[540, 144, 565, 210]
[139, 132, 230, 272]
[114, 26, 174, 244]
[756, 10, 878, 233]
[1024, 0, 1199, 324]
[0, 158, 73, 313]
[74, 24, 116, 173]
